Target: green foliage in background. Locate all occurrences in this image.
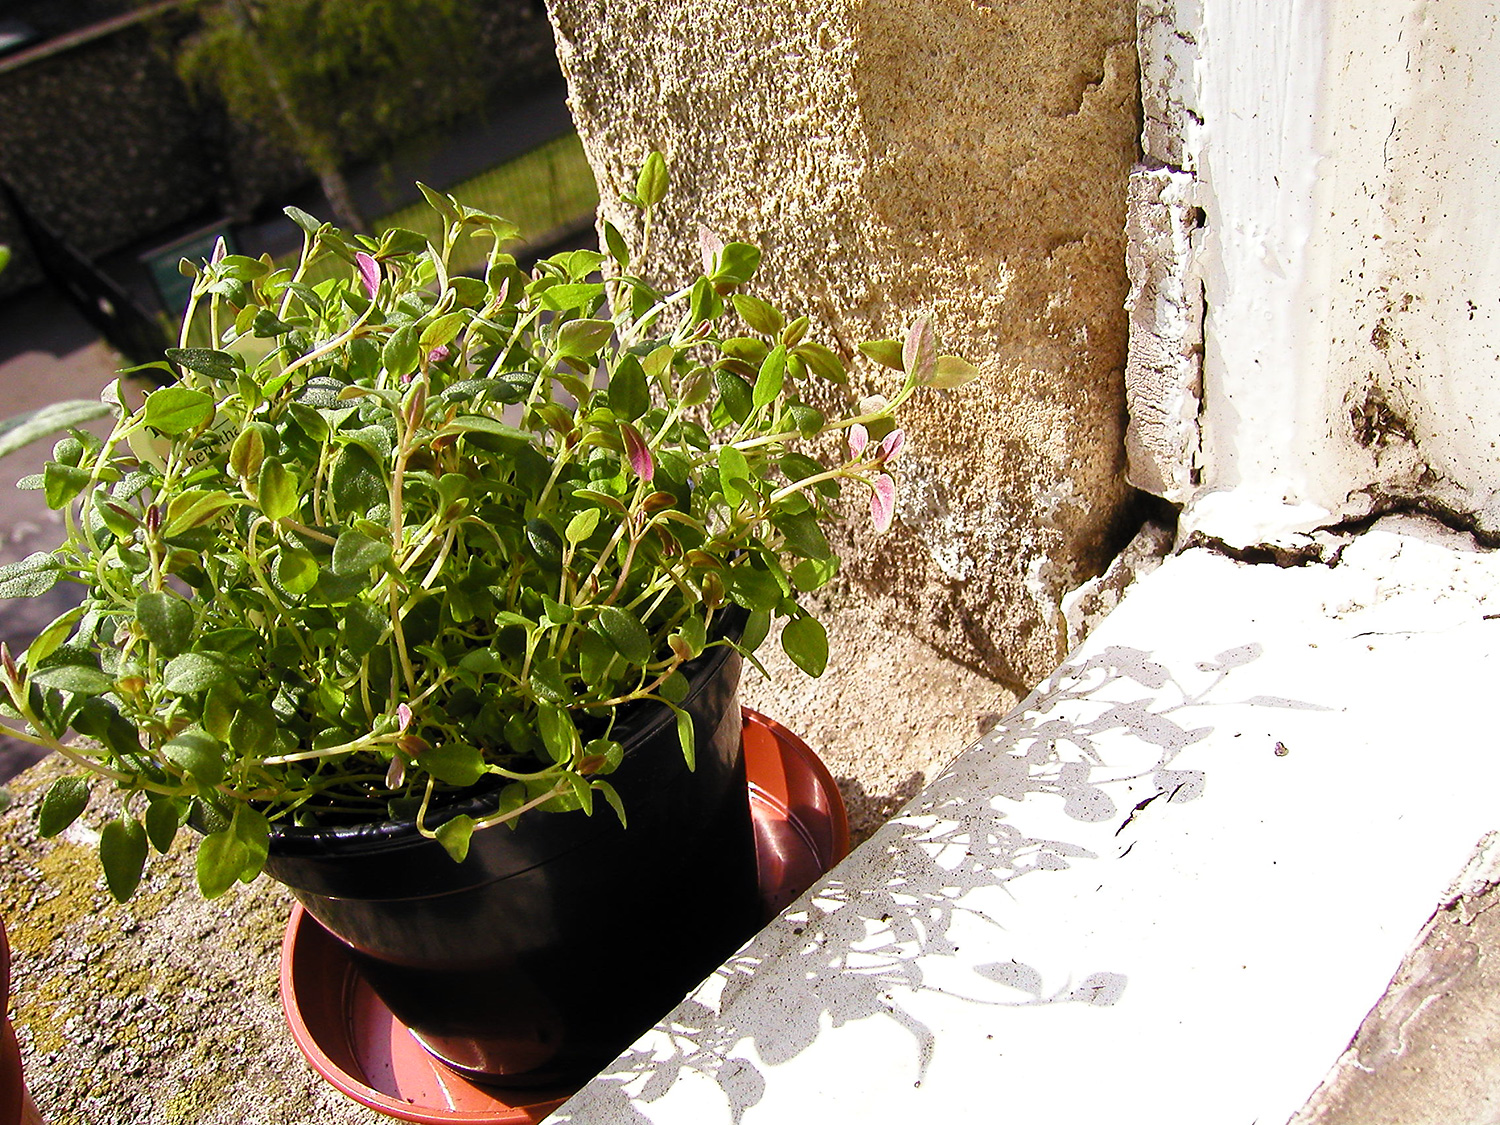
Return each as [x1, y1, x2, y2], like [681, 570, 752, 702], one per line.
[173, 0, 494, 230]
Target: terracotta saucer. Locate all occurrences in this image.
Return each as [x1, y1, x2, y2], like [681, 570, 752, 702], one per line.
[280, 707, 848, 1124]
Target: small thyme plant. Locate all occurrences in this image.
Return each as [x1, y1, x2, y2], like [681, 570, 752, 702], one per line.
[0, 155, 977, 901]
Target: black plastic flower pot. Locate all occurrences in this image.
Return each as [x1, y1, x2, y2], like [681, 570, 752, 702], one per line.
[262, 638, 759, 1088]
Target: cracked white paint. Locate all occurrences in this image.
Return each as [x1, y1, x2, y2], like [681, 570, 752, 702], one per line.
[1130, 0, 1500, 546]
[1124, 166, 1202, 503]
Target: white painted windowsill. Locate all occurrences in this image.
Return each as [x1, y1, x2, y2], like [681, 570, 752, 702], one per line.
[550, 514, 1500, 1124]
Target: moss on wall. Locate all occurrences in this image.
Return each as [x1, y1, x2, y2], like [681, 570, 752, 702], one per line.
[0, 756, 385, 1123]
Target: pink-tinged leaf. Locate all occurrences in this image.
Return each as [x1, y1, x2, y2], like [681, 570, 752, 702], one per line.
[878, 428, 905, 463]
[397, 703, 413, 731]
[848, 423, 869, 458]
[355, 252, 381, 298]
[902, 317, 936, 383]
[427, 344, 450, 366]
[698, 224, 724, 275]
[621, 421, 655, 481]
[870, 473, 897, 532]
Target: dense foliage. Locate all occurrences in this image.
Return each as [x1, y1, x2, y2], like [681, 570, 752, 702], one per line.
[0, 160, 976, 900]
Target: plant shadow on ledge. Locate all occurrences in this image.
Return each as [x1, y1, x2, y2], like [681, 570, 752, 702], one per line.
[0, 154, 978, 1086]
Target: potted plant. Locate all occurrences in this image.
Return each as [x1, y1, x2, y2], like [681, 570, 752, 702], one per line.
[0, 155, 978, 1084]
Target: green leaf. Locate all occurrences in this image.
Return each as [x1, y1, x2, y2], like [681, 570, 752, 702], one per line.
[788, 403, 826, 438]
[688, 277, 722, 324]
[229, 425, 267, 480]
[540, 283, 605, 313]
[229, 699, 277, 757]
[731, 294, 783, 337]
[740, 609, 772, 653]
[565, 507, 601, 545]
[71, 698, 143, 759]
[795, 341, 848, 384]
[555, 318, 615, 359]
[602, 221, 630, 268]
[537, 704, 577, 764]
[43, 462, 90, 509]
[417, 181, 461, 225]
[163, 489, 239, 537]
[0, 553, 62, 598]
[329, 445, 386, 515]
[673, 615, 707, 658]
[419, 311, 467, 352]
[724, 565, 782, 612]
[608, 354, 650, 420]
[26, 606, 83, 667]
[781, 614, 829, 676]
[439, 415, 530, 444]
[930, 355, 982, 388]
[714, 369, 753, 424]
[257, 459, 298, 521]
[593, 779, 627, 828]
[164, 730, 226, 788]
[196, 826, 242, 899]
[525, 520, 565, 570]
[718, 445, 751, 507]
[0, 399, 110, 461]
[284, 205, 321, 235]
[195, 805, 270, 898]
[100, 816, 149, 902]
[142, 386, 214, 436]
[30, 662, 113, 695]
[596, 605, 653, 665]
[276, 546, 319, 595]
[658, 671, 689, 704]
[773, 510, 832, 560]
[752, 345, 786, 410]
[136, 591, 194, 656]
[710, 242, 761, 287]
[530, 657, 572, 705]
[859, 339, 905, 370]
[341, 601, 386, 656]
[165, 348, 238, 381]
[669, 703, 696, 771]
[791, 555, 839, 591]
[163, 652, 235, 695]
[636, 151, 668, 209]
[382, 323, 420, 380]
[36, 776, 90, 838]
[144, 798, 183, 854]
[434, 814, 476, 862]
[421, 740, 487, 787]
[332, 530, 391, 576]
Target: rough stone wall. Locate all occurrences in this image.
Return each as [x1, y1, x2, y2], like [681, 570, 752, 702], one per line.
[549, 0, 1141, 694]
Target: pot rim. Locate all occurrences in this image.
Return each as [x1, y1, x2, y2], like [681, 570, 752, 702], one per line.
[267, 621, 744, 851]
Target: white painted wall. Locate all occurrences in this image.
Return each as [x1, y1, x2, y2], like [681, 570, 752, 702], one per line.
[1133, 0, 1500, 549]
